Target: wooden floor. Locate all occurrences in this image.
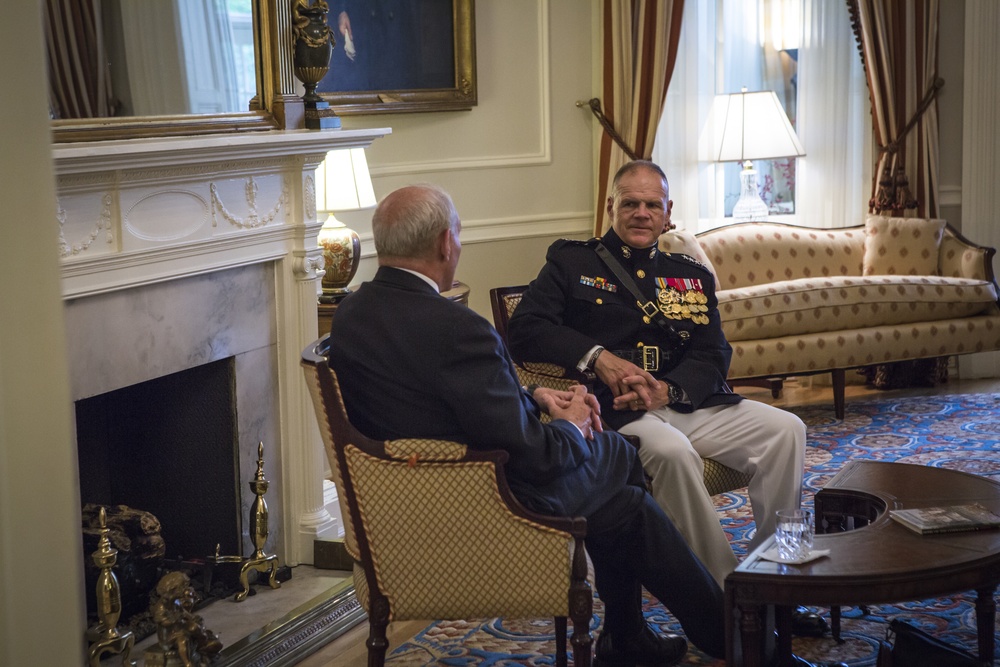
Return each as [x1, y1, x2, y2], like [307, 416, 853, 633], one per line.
[296, 372, 1000, 667]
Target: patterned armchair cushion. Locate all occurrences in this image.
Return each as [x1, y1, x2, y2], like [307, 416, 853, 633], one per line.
[343, 444, 574, 620]
[863, 216, 947, 276]
[719, 275, 998, 342]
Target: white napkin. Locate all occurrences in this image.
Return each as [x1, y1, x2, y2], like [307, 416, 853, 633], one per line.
[759, 547, 831, 565]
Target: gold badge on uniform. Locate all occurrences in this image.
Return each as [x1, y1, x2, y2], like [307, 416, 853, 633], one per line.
[655, 277, 709, 324]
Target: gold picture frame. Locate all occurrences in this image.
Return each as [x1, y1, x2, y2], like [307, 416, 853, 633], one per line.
[318, 0, 476, 116]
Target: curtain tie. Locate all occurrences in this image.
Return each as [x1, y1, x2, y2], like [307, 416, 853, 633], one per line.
[581, 98, 641, 161]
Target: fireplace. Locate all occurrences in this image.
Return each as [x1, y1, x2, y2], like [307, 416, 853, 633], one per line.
[66, 262, 284, 566]
[54, 128, 389, 567]
[53, 129, 388, 659]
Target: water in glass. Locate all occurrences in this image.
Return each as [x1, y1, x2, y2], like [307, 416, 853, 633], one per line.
[775, 509, 813, 561]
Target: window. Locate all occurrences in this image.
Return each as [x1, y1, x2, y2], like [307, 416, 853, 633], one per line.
[653, 0, 870, 231]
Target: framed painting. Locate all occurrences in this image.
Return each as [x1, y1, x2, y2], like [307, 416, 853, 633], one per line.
[318, 0, 476, 115]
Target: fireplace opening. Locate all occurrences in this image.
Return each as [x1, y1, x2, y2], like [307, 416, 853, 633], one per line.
[76, 357, 248, 630]
[76, 357, 242, 560]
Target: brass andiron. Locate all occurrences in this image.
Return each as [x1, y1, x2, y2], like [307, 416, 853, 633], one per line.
[86, 506, 136, 666]
[145, 571, 223, 667]
[235, 442, 281, 602]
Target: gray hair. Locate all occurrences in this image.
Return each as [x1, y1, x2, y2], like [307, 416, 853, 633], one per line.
[372, 184, 459, 259]
[610, 160, 669, 199]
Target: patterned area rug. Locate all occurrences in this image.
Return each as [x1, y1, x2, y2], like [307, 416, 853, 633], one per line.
[382, 393, 1000, 665]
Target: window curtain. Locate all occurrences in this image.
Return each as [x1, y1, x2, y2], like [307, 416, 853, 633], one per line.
[655, 0, 868, 231]
[592, 0, 685, 236]
[795, 0, 870, 227]
[847, 0, 942, 218]
[45, 0, 116, 119]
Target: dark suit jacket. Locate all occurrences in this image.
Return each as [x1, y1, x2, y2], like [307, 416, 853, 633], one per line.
[327, 266, 645, 519]
[507, 229, 742, 430]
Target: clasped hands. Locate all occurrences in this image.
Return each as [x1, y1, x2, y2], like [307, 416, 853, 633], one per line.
[532, 384, 603, 440]
[592, 351, 670, 412]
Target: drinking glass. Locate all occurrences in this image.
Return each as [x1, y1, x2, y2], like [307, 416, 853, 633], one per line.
[775, 508, 814, 561]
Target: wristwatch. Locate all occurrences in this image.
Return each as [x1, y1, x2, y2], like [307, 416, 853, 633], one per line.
[585, 346, 605, 370]
[667, 383, 683, 405]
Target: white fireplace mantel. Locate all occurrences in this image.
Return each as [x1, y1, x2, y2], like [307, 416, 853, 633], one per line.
[53, 127, 390, 566]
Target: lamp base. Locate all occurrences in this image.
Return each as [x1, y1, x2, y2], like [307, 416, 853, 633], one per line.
[732, 161, 769, 223]
[317, 214, 361, 300]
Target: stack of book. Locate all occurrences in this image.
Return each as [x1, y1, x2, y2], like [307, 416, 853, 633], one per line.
[889, 503, 1000, 535]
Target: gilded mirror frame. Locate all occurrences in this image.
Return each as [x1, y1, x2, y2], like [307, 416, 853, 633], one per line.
[319, 0, 476, 115]
[51, 0, 300, 143]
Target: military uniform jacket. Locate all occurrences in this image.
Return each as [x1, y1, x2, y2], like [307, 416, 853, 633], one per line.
[508, 228, 742, 431]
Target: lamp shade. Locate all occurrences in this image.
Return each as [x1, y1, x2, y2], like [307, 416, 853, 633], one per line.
[316, 147, 376, 213]
[712, 90, 805, 163]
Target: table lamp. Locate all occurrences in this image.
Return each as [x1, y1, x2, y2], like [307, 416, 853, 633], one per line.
[711, 88, 805, 222]
[315, 147, 376, 303]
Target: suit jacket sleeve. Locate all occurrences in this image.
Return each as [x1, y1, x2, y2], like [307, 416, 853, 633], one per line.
[436, 304, 594, 485]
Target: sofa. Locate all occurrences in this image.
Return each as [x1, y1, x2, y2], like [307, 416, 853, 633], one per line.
[659, 217, 1000, 418]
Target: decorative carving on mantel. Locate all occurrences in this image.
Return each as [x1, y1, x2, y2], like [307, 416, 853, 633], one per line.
[125, 190, 209, 242]
[58, 195, 115, 258]
[210, 176, 290, 230]
[292, 248, 326, 281]
[304, 174, 317, 221]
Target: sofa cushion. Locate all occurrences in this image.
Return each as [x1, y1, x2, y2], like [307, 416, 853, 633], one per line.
[719, 275, 998, 342]
[863, 216, 946, 276]
[693, 223, 866, 291]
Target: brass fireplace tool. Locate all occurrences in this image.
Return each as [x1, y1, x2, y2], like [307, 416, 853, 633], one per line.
[86, 506, 136, 666]
[235, 441, 281, 602]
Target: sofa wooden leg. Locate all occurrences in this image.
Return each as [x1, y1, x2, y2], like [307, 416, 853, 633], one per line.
[832, 369, 846, 420]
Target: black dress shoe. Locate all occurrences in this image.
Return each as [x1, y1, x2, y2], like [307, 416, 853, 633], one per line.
[791, 606, 829, 637]
[594, 625, 688, 667]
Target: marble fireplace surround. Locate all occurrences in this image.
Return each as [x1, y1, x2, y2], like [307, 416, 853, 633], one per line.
[53, 128, 390, 570]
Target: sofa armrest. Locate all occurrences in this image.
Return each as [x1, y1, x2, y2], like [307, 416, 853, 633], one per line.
[940, 223, 997, 286]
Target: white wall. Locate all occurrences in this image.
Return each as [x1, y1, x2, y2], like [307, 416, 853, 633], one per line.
[0, 2, 87, 665]
[335, 0, 598, 317]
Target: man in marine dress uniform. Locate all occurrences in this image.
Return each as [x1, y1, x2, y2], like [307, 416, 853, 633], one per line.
[508, 161, 820, 634]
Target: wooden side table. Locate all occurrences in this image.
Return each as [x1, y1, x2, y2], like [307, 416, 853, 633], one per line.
[317, 281, 469, 338]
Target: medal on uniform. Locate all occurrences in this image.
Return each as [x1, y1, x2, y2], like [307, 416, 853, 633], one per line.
[655, 277, 707, 323]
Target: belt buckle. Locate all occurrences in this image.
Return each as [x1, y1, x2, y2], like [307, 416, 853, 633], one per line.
[641, 345, 660, 372]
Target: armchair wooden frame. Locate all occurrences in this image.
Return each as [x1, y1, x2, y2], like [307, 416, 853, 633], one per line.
[490, 285, 753, 497]
[301, 336, 594, 667]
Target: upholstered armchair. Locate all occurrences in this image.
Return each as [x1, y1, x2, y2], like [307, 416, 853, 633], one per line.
[489, 285, 753, 497]
[301, 336, 594, 667]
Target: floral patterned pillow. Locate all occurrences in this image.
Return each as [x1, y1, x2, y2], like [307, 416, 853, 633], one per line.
[862, 216, 946, 276]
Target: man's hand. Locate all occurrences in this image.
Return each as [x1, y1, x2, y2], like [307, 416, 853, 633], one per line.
[612, 380, 671, 412]
[592, 350, 660, 407]
[534, 384, 603, 439]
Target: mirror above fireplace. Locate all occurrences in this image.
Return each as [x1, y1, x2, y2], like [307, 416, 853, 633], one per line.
[46, 0, 304, 142]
